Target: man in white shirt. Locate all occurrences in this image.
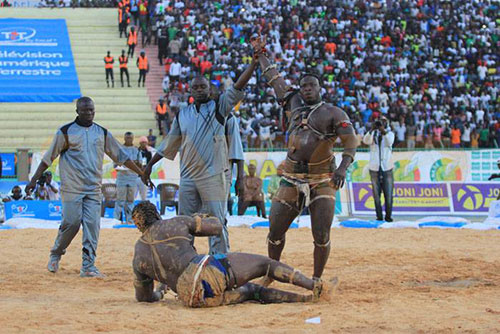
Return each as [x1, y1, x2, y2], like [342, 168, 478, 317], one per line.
[362, 117, 395, 222]
[169, 59, 182, 83]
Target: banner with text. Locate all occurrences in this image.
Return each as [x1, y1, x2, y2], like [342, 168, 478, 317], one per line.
[0, 153, 16, 177]
[350, 182, 450, 215]
[450, 183, 500, 213]
[0, 18, 80, 102]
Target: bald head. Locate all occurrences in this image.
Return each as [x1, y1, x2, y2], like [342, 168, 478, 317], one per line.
[190, 76, 210, 104]
[76, 96, 95, 126]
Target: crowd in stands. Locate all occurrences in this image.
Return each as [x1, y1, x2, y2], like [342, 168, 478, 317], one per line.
[112, 0, 498, 150]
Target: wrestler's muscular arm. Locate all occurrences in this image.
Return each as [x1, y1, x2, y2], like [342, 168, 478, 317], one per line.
[133, 265, 164, 303]
[330, 106, 359, 189]
[187, 216, 223, 237]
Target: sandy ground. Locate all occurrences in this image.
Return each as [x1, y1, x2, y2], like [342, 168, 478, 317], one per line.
[0, 227, 499, 334]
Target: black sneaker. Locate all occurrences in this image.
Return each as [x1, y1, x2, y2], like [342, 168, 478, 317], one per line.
[385, 217, 393, 223]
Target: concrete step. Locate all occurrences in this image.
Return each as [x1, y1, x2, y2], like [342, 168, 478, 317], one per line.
[0, 103, 152, 113]
[0, 111, 153, 121]
[0, 119, 154, 130]
[81, 88, 149, 97]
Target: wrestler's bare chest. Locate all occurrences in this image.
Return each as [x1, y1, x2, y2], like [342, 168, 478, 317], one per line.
[287, 104, 337, 162]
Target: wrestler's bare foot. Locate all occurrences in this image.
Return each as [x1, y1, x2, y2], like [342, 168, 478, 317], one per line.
[313, 277, 339, 302]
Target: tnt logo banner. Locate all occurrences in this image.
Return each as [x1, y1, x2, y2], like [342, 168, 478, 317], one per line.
[0, 153, 16, 177]
[451, 183, 500, 212]
[4, 200, 63, 220]
[0, 18, 81, 103]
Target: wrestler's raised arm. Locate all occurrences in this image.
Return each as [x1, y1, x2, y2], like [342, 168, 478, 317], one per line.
[187, 215, 223, 237]
[252, 35, 290, 101]
[329, 106, 359, 189]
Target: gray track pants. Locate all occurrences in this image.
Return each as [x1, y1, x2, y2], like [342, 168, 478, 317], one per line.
[114, 180, 136, 223]
[179, 173, 228, 254]
[50, 192, 101, 271]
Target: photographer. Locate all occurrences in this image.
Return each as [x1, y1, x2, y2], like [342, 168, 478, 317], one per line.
[35, 171, 60, 201]
[362, 117, 395, 222]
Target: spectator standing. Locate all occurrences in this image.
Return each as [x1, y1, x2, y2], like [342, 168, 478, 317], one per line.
[103, 51, 114, 88]
[147, 128, 156, 148]
[169, 58, 181, 84]
[471, 129, 480, 149]
[127, 26, 138, 58]
[136, 136, 153, 201]
[462, 123, 471, 148]
[362, 117, 394, 222]
[26, 97, 148, 277]
[118, 49, 131, 87]
[114, 132, 141, 224]
[451, 125, 461, 148]
[406, 120, 417, 149]
[136, 50, 149, 87]
[155, 98, 168, 135]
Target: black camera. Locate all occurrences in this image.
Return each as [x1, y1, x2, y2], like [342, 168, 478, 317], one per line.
[374, 120, 382, 128]
[37, 173, 47, 186]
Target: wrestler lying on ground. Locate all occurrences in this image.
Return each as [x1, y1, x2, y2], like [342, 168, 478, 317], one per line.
[131, 201, 336, 307]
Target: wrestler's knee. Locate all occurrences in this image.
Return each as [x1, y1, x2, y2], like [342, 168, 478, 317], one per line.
[267, 231, 285, 245]
[311, 225, 331, 246]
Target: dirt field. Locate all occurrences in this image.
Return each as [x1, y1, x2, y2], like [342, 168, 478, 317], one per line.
[0, 227, 499, 334]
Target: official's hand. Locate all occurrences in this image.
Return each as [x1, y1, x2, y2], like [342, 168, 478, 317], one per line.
[141, 166, 155, 190]
[330, 167, 347, 190]
[488, 175, 493, 181]
[235, 177, 244, 199]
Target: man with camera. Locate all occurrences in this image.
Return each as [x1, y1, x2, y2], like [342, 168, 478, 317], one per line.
[35, 171, 60, 201]
[362, 116, 395, 222]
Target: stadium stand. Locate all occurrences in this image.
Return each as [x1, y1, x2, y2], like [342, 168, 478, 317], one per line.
[0, 8, 155, 150]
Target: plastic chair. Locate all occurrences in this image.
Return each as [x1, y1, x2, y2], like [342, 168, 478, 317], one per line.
[101, 183, 117, 217]
[157, 183, 179, 215]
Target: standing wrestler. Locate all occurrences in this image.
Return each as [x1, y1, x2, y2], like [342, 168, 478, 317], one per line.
[142, 46, 260, 255]
[26, 97, 151, 277]
[252, 36, 358, 282]
[131, 201, 334, 307]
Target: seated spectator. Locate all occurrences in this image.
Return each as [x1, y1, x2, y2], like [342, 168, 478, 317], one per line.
[238, 164, 266, 218]
[2, 185, 33, 202]
[35, 171, 60, 200]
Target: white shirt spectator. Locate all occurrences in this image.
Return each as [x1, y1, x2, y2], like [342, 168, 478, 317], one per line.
[169, 61, 182, 77]
[363, 129, 395, 172]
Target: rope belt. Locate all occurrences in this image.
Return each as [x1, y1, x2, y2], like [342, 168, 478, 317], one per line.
[139, 230, 192, 282]
[189, 255, 211, 307]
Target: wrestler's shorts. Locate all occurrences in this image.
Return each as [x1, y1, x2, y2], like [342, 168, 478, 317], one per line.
[272, 178, 336, 212]
[176, 254, 231, 308]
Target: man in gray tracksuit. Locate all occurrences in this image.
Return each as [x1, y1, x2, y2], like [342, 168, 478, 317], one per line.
[27, 96, 149, 277]
[225, 113, 245, 212]
[143, 57, 258, 254]
[114, 131, 141, 223]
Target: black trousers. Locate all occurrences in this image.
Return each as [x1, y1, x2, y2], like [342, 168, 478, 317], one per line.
[120, 68, 129, 86]
[138, 69, 147, 86]
[105, 68, 114, 84]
